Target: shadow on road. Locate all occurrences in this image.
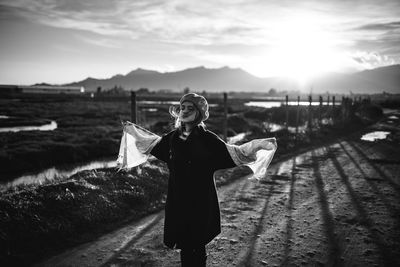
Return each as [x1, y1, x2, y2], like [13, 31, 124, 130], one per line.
[237, 165, 282, 267]
[347, 141, 400, 197]
[311, 149, 341, 266]
[339, 141, 400, 217]
[100, 212, 164, 267]
[281, 157, 297, 267]
[325, 144, 399, 266]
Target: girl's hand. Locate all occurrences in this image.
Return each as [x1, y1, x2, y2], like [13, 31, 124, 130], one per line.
[263, 138, 277, 150]
[121, 121, 131, 130]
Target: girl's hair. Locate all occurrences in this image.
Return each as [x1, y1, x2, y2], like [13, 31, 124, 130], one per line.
[169, 105, 205, 129]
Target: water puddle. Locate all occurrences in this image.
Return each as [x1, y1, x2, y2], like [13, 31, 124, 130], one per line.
[0, 120, 57, 132]
[361, 131, 390, 142]
[321, 118, 334, 125]
[246, 101, 282, 109]
[0, 158, 117, 191]
[227, 133, 246, 144]
[263, 122, 307, 133]
[142, 108, 158, 112]
[139, 100, 180, 105]
[264, 122, 284, 132]
[246, 101, 339, 109]
[138, 101, 218, 108]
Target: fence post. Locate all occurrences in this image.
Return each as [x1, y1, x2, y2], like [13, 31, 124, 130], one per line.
[349, 98, 353, 120]
[332, 95, 336, 123]
[319, 95, 323, 126]
[296, 96, 300, 140]
[285, 95, 289, 129]
[308, 95, 312, 132]
[223, 92, 228, 142]
[341, 96, 346, 124]
[131, 91, 137, 123]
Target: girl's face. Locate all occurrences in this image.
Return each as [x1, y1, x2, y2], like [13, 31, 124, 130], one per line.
[179, 101, 198, 123]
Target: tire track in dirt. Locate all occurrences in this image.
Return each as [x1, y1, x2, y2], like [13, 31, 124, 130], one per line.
[347, 141, 400, 196]
[324, 144, 394, 266]
[338, 141, 400, 223]
[99, 213, 165, 267]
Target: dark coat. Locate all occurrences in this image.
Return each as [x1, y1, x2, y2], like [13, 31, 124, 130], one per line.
[151, 125, 236, 249]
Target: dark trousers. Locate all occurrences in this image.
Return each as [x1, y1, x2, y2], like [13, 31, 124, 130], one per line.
[180, 246, 207, 267]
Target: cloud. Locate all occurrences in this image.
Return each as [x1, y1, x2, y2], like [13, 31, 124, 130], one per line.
[350, 20, 400, 60]
[351, 51, 396, 69]
[356, 21, 400, 31]
[77, 35, 123, 49]
[0, 0, 134, 36]
[0, 0, 277, 45]
[1, 0, 400, 80]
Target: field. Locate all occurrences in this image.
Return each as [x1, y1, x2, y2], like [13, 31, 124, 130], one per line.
[0, 93, 386, 265]
[1, 93, 380, 179]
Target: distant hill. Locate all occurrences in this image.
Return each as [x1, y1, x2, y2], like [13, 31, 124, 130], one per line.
[64, 65, 400, 94]
[66, 66, 268, 93]
[310, 65, 400, 94]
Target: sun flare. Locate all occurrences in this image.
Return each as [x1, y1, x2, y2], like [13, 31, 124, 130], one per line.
[247, 16, 344, 86]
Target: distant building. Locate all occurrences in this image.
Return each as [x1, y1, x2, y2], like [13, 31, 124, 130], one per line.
[0, 84, 85, 95]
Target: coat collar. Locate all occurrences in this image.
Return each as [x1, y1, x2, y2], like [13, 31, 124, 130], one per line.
[177, 124, 206, 141]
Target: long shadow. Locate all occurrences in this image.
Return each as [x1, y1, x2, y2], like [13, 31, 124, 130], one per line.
[104, 168, 259, 266]
[219, 176, 255, 223]
[219, 167, 254, 204]
[281, 157, 297, 267]
[237, 165, 282, 267]
[325, 145, 398, 266]
[100, 212, 164, 267]
[347, 141, 400, 197]
[339, 142, 400, 217]
[311, 149, 341, 266]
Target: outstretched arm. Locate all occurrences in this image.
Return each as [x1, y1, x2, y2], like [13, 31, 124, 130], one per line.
[226, 137, 277, 179]
[227, 137, 277, 164]
[117, 122, 161, 169]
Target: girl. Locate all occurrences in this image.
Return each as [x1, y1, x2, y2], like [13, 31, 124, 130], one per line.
[118, 93, 276, 266]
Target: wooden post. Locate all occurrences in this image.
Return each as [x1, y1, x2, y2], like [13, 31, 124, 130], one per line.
[285, 95, 289, 129]
[131, 91, 137, 123]
[295, 96, 300, 139]
[341, 96, 346, 124]
[332, 95, 336, 123]
[327, 95, 330, 122]
[319, 95, 323, 126]
[308, 95, 312, 132]
[223, 92, 228, 142]
[349, 98, 353, 120]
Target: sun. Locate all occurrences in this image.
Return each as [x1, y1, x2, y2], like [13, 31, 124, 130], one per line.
[246, 16, 344, 87]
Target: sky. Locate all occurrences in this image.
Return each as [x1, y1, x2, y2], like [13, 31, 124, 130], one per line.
[0, 0, 399, 85]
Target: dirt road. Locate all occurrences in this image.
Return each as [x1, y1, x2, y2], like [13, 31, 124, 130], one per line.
[37, 130, 400, 266]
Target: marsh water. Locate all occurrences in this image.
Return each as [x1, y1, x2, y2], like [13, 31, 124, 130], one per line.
[2, 132, 249, 190]
[0, 100, 331, 189]
[0, 118, 57, 133]
[245, 100, 338, 109]
[0, 158, 117, 191]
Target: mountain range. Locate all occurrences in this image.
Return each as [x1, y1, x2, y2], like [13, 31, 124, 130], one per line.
[66, 65, 400, 94]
